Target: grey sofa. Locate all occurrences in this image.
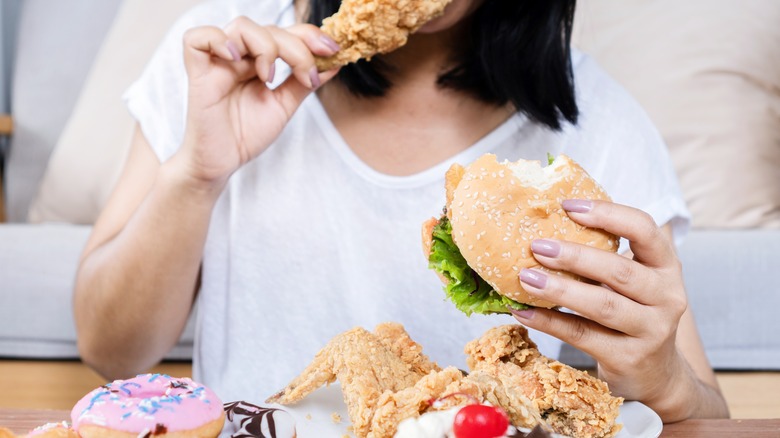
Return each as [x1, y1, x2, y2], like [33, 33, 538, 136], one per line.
[1, 0, 778, 370]
[0, 0, 194, 360]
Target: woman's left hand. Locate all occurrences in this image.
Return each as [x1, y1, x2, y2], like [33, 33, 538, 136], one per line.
[510, 199, 694, 419]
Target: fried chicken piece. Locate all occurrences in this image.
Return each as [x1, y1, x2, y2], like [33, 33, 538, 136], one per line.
[266, 323, 440, 438]
[0, 427, 15, 438]
[465, 325, 624, 438]
[315, 0, 453, 71]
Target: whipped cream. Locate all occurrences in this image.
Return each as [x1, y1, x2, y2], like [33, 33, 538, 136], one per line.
[395, 407, 460, 437]
[394, 406, 519, 438]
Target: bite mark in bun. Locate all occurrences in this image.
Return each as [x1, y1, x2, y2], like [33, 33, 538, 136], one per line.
[423, 153, 619, 315]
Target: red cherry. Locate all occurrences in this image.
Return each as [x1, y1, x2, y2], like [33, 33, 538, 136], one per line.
[452, 404, 509, 438]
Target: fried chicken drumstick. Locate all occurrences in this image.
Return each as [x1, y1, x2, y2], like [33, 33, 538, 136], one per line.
[315, 0, 453, 71]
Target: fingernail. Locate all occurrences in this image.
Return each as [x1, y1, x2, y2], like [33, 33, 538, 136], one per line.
[519, 269, 547, 289]
[267, 62, 276, 83]
[509, 307, 535, 321]
[531, 239, 560, 258]
[562, 199, 593, 213]
[319, 34, 340, 52]
[226, 40, 241, 62]
[309, 66, 321, 89]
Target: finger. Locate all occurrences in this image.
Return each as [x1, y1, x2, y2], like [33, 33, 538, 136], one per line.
[284, 23, 341, 58]
[263, 26, 319, 88]
[182, 26, 239, 77]
[562, 200, 675, 268]
[181, 25, 261, 86]
[529, 239, 657, 305]
[225, 18, 338, 88]
[509, 306, 622, 360]
[224, 17, 279, 83]
[518, 268, 646, 335]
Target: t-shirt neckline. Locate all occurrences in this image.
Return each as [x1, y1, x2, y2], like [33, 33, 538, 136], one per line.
[305, 95, 526, 189]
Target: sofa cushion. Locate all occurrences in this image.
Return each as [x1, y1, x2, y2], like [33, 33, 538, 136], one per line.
[572, 0, 780, 229]
[28, 0, 203, 224]
[0, 224, 194, 359]
[679, 230, 780, 369]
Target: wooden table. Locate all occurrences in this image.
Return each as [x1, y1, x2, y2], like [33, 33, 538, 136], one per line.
[1, 409, 779, 437]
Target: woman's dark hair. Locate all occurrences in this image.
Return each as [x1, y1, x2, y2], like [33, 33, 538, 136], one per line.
[307, 0, 579, 131]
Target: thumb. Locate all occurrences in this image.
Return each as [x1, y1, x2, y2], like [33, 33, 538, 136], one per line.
[272, 67, 340, 115]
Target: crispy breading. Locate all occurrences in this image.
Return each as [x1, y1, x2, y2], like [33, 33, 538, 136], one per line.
[465, 325, 624, 438]
[369, 367, 466, 437]
[315, 0, 453, 71]
[462, 364, 545, 430]
[373, 322, 440, 376]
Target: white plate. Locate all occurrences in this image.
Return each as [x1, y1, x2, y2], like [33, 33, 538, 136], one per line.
[614, 400, 663, 438]
[222, 383, 662, 437]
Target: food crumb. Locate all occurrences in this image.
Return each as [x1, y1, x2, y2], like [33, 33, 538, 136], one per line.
[305, 414, 312, 421]
[331, 412, 342, 423]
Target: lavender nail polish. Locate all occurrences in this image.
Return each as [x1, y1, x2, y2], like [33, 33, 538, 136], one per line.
[519, 268, 547, 289]
[562, 199, 593, 213]
[309, 66, 321, 89]
[267, 62, 276, 83]
[509, 307, 535, 320]
[319, 34, 341, 52]
[531, 239, 560, 258]
[226, 40, 241, 62]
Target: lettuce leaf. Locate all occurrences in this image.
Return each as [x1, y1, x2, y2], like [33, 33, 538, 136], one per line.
[428, 216, 529, 316]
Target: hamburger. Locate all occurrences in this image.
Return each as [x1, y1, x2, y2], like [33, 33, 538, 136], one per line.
[422, 153, 619, 315]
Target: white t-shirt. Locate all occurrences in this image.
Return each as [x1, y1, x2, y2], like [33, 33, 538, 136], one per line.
[124, 0, 690, 403]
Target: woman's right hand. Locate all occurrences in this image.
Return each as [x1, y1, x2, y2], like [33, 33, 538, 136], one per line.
[177, 17, 340, 187]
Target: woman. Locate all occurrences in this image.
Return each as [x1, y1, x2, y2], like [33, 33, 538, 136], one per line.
[74, 0, 728, 421]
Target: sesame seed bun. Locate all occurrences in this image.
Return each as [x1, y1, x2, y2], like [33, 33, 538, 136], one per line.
[427, 153, 618, 309]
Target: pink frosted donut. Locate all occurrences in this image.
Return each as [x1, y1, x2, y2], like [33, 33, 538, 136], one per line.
[71, 374, 225, 438]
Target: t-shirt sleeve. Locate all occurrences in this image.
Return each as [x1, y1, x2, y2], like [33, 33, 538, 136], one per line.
[562, 52, 691, 251]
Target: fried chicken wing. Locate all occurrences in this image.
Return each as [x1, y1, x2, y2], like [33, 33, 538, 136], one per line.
[266, 323, 440, 437]
[315, 0, 453, 71]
